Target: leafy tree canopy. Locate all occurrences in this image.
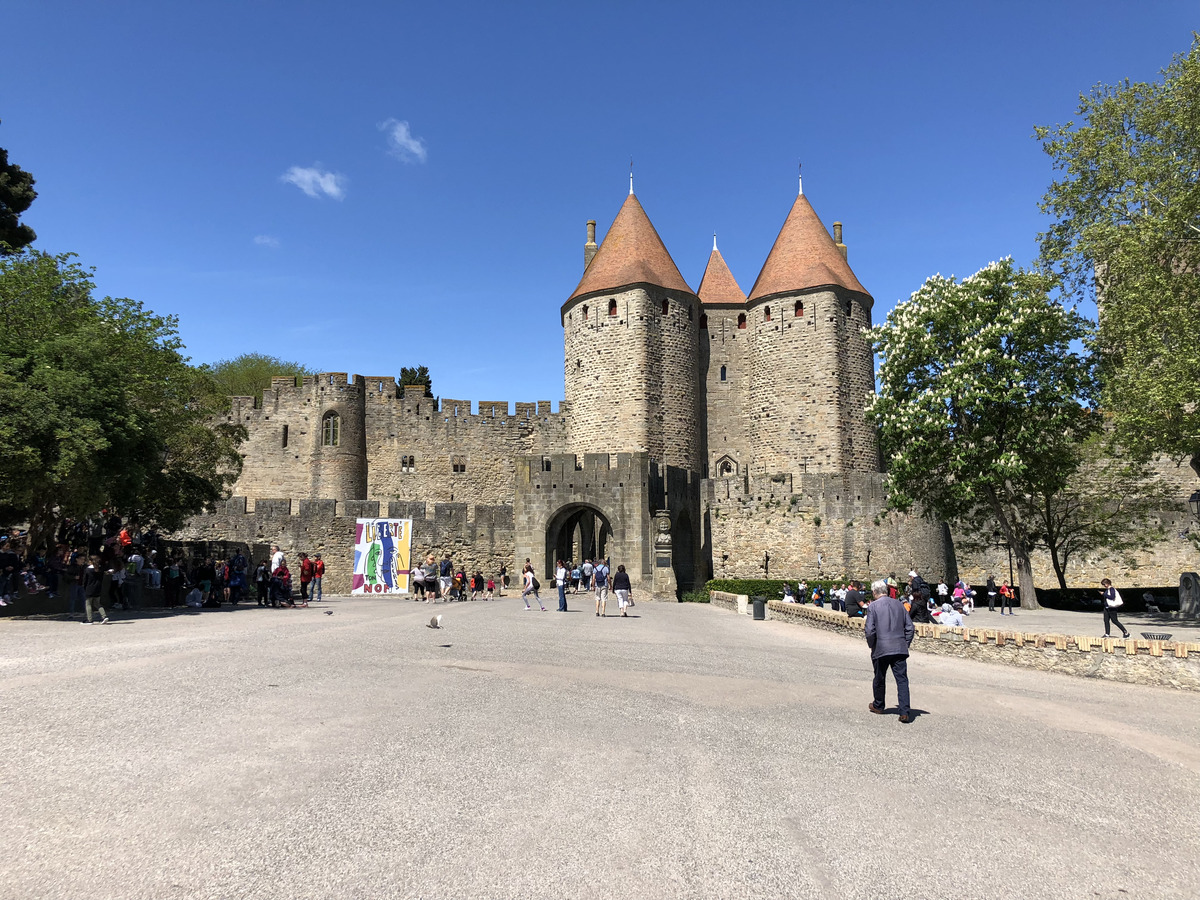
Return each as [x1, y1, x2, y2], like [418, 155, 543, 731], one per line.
[0, 119, 38, 254]
[868, 258, 1094, 607]
[0, 250, 244, 543]
[1036, 35, 1200, 474]
[206, 353, 314, 401]
[399, 365, 433, 397]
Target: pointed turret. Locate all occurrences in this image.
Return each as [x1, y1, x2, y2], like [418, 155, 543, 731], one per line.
[697, 240, 747, 305]
[567, 193, 693, 302]
[747, 194, 869, 301]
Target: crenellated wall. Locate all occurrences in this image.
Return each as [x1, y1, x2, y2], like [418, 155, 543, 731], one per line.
[228, 376, 570, 508]
[703, 471, 950, 581]
[365, 385, 567, 505]
[170, 496, 519, 596]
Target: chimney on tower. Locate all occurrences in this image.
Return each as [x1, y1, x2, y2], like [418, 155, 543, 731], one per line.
[584, 220, 598, 270]
[833, 221, 848, 260]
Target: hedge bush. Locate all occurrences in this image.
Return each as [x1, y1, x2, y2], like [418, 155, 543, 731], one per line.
[704, 578, 867, 599]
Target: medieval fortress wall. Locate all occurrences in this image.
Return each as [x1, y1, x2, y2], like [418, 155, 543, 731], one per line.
[175, 183, 1199, 593]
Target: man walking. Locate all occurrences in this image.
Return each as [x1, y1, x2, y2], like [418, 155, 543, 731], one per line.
[439, 553, 453, 602]
[312, 554, 324, 600]
[865, 578, 914, 723]
[592, 558, 610, 617]
[986, 574, 997, 612]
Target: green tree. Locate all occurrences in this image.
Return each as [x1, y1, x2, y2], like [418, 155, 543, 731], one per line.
[1030, 434, 1181, 589]
[0, 120, 38, 253]
[1036, 35, 1200, 476]
[207, 353, 314, 401]
[399, 364, 433, 397]
[0, 250, 244, 545]
[867, 259, 1094, 608]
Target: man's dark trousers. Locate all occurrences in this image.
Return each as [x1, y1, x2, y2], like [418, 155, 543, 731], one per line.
[872, 655, 910, 718]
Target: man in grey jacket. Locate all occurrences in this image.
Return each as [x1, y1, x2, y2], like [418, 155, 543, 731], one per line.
[865, 578, 915, 723]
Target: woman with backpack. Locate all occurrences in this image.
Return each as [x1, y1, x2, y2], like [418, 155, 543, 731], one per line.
[522, 564, 544, 611]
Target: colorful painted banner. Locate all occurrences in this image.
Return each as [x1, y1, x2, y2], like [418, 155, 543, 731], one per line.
[352, 518, 413, 594]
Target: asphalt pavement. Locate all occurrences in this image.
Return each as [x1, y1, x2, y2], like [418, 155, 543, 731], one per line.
[2, 595, 1198, 899]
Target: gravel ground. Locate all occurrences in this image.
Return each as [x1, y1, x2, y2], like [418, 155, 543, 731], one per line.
[2, 596, 1198, 900]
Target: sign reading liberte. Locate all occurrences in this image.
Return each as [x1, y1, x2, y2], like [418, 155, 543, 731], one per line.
[352, 518, 413, 594]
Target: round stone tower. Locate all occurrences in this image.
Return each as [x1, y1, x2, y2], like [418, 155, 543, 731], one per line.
[743, 185, 878, 475]
[562, 192, 702, 473]
[310, 373, 369, 499]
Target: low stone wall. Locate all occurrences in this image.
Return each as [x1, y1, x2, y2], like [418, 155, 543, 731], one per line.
[722, 598, 1200, 692]
[709, 591, 746, 614]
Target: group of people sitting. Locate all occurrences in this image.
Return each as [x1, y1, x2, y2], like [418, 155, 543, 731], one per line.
[778, 571, 983, 627]
[781, 580, 872, 616]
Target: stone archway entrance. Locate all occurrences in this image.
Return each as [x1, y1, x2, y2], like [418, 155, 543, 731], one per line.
[673, 508, 695, 592]
[545, 504, 613, 578]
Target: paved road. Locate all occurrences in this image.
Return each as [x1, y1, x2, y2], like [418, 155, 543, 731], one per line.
[2, 597, 1198, 900]
[952, 605, 1200, 642]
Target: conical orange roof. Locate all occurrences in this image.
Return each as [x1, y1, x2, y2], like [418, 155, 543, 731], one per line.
[747, 193, 870, 301]
[697, 245, 746, 305]
[568, 194, 693, 301]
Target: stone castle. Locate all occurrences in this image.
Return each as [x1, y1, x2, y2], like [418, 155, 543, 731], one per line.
[175, 181, 946, 594]
[174, 181, 1196, 595]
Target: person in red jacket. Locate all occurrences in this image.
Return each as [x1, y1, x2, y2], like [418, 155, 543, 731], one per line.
[313, 554, 325, 601]
[298, 553, 314, 606]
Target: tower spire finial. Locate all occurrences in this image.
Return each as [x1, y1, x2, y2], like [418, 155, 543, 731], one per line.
[629, 158, 634, 195]
[713, 231, 718, 251]
[798, 160, 803, 196]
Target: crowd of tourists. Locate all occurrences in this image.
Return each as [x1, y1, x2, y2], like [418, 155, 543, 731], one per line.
[778, 570, 1022, 626]
[403, 551, 636, 617]
[0, 511, 335, 620]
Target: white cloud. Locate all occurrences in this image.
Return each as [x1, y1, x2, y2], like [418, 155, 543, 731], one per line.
[378, 118, 427, 163]
[254, 234, 281, 248]
[281, 165, 347, 199]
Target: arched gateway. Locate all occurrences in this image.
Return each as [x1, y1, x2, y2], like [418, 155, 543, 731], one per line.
[545, 503, 613, 579]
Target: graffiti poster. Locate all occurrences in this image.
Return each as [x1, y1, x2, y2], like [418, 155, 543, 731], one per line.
[352, 518, 413, 594]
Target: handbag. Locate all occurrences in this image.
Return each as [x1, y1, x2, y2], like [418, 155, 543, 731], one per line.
[1108, 589, 1123, 608]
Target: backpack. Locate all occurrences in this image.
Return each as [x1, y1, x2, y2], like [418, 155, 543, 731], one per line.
[594, 565, 608, 586]
[440, 560, 452, 577]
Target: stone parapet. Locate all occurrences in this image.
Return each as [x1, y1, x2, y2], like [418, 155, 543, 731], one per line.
[714, 596, 1200, 692]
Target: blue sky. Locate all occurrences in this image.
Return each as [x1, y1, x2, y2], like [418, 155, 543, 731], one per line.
[5, 1, 1196, 405]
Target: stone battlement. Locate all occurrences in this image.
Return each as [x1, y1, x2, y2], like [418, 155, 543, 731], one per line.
[214, 497, 514, 529]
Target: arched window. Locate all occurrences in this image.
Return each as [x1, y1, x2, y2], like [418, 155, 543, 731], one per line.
[720, 365, 727, 382]
[700, 314, 708, 330]
[662, 299, 669, 315]
[795, 300, 804, 317]
[608, 299, 617, 316]
[764, 307, 772, 322]
[582, 304, 589, 320]
[737, 313, 746, 329]
[322, 412, 340, 447]
[844, 298, 853, 317]
[281, 425, 288, 448]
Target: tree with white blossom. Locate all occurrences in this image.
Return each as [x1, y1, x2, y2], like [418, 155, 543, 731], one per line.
[867, 259, 1094, 608]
